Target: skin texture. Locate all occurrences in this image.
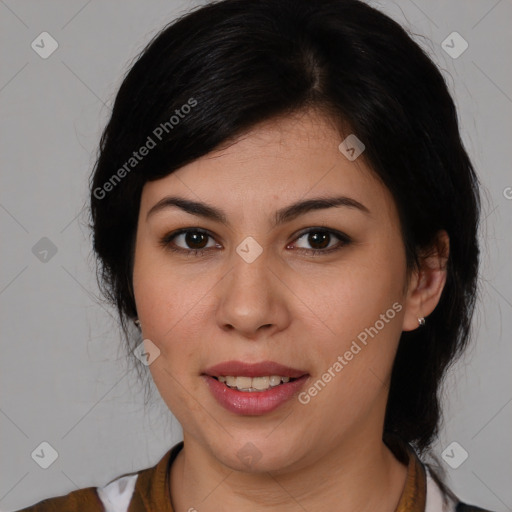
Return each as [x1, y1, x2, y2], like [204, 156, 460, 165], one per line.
[132, 109, 449, 511]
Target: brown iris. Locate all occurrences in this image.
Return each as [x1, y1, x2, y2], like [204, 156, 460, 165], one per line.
[185, 231, 209, 249]
[307, 231, 331, 250]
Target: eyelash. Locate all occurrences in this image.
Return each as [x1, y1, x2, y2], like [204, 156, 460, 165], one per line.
[159, 227, 352, 257]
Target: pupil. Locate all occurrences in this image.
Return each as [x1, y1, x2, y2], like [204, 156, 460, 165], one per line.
[186, 232, 207, 249]
[309, 232, 329, 249]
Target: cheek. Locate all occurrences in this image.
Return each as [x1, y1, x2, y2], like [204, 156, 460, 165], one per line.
[134, 274, 204, 361]
[303, 244, 405, 345]
[132, 248, 224, 398]
[296, 239, 406, 407]
[148, 354, 211, 442]
[133, 240, 205, 339]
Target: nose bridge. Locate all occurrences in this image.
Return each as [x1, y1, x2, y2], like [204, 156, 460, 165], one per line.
[229, 239, 274, 298]
[216, 237, 285, 334]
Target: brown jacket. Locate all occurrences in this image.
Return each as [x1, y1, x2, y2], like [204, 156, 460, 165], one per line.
[15, 440, 494, 512]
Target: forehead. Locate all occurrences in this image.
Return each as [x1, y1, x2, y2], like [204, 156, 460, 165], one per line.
[139, 111, 394, 221]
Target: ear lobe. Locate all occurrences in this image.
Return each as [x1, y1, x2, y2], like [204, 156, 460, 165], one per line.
[401, 230, 450, 332]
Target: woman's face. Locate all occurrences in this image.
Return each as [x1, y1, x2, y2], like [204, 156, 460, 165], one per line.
[132, 110, 416, 473]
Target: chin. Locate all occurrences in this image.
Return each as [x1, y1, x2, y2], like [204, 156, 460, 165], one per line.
[210, 435, 307, 474]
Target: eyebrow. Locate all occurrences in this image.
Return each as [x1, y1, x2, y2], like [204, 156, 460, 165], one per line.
[146, 195, 371, 226]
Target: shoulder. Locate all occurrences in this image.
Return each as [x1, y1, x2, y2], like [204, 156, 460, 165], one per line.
[455, 504, 497, 512]
[14, 485, 106, 512]
[425, 465, 458, 512]
[13, 443, 181, 512]
[14, 473, 140, 512]
[96, 473, 139, 511]
[425, 466, 496, 512]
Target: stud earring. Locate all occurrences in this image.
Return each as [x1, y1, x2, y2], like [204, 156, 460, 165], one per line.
[134, 319, 141, 328]
[418, 317, 426, 326]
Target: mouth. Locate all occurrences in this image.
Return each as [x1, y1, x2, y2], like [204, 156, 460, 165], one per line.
[202, 360, 310, 415]
[203, 360, 308, 382]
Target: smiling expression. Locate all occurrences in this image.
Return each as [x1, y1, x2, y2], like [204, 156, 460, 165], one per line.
[132, 109, 416, 473]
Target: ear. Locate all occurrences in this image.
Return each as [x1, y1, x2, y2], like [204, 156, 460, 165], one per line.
[401, 230, 450, 332]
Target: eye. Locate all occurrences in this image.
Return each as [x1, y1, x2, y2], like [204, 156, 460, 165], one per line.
[290, 228, 351, 255]
[160, 227, 351, 257]
[159, 228, 220, 256]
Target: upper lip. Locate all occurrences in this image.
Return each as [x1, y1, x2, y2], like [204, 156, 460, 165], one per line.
[203, 360, 308, 379]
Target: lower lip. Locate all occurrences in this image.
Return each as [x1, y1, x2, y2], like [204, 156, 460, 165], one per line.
[203, 375, 309, 415]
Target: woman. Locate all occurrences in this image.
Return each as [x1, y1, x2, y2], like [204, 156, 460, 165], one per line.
[17, 0, 493, 510]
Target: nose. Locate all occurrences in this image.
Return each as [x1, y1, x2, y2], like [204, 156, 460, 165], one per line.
[215, 248, 291, 339]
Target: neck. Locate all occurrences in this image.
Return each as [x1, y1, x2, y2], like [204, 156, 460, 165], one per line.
[170, 427, 408, 512]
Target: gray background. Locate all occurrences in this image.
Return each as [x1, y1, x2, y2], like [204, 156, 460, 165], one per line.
[0, 1, 511, 511]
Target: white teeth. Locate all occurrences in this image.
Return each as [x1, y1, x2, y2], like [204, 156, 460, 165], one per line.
[252, 377, 270, 390]
[215, 375, 294, 391]
[235, 376, 252, 390]
[269, 375, 282, 386]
